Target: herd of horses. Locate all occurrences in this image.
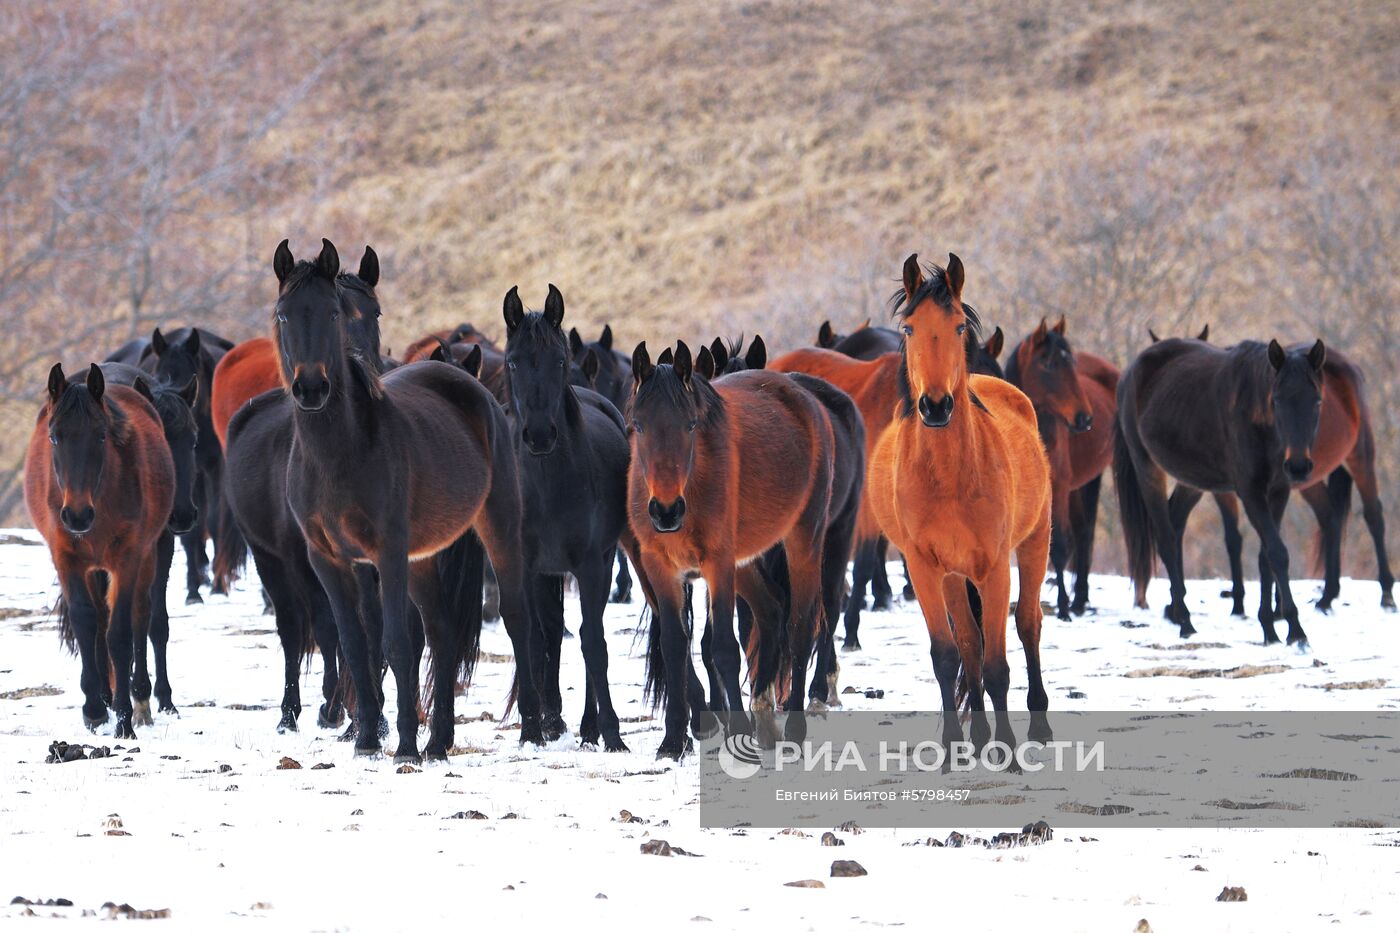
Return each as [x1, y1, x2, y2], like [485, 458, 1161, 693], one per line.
[23, 239, 1393, 760]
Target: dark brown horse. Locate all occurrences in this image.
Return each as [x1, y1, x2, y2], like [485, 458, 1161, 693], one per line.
[26, 364, 174, 738]
[1116, 337, 1327, 646]
[273, 238, 540, 761]
[630, 341, 833, 758]
[1005, 317, 1119, 619]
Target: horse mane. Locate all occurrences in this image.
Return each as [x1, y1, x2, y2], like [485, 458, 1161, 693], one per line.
[630, 363, 726, 428]
[52, 384, 133, 447]
[889, 261, 983, 340]
[278, 259, 384, 401]
[145, 381, 198, 437]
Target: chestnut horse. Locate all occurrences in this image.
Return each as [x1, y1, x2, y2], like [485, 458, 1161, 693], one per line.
[1004, 317, 1119, 619]
[629, 341, 833, 759]
[273, 238, 539, 761]
[1115, 337, 1327, 646]
[26, 364, 174, 738]
[868, 254, 1052, 749]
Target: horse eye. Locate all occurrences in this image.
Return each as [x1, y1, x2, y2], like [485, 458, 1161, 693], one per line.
[507, 360, 518, 371]
[631, 422, 643, 434]
[49, 435, 57, 446]
[276, 312, 287, 324]
[687, 419, 698, 432]
[901, 324, 913, 337]
[956, 323, 967, 336]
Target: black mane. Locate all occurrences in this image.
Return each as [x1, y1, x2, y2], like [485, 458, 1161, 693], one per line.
[889, 261, 983, 341]
[630, 363, 726, 428]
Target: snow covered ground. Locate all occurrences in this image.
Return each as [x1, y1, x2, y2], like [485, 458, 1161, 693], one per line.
[0, 527, 1397, 931]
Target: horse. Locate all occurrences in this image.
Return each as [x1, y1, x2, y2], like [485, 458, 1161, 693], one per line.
[1004, 317, 1119, 619]
[209, 246, 384, 595]
[503, 287, 632, 750]
[1115, 336, 1327, 646]
[25, 363, 175, 738]
[400, 323, 499, 364]
[273, 238, 539, 760]
[695, 344, 865, 711]
[629, 341, 833, 759]
[816, 320, 902, 359]
[1148, 329, 1393, 617]
[868, 254, 1051, 750]
[135, 326, 233, 603]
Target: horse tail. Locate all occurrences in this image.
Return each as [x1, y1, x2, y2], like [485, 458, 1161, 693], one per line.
[1113, 415, 1156, 600]
[952, 581, 984, 713]
[210, 490, 247, 594]
[749, 549, 790, 704]
[55, 593, 76, 655]
[426, 530, 486, 719]
[1311, 468, 1354, 577]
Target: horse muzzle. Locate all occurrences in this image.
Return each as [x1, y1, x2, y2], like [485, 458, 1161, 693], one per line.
[1283, 456, 1314, 485]
[522, 424, 559, 457]
[1071, 411, 1093, 434]
[918, 393, 954, 429]
[169, 505, 199, 536]
[60, 504, 96, 536]
[648, 496, 686, 533]
[290, 371, 330, 412]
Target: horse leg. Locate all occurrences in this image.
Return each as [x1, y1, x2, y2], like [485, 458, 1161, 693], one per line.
[903, 557, 964, 748]
[528, 573, 567, 740]
[1348, 459, 1395, 610]
[1014, 512, 1052, 743]
[611, 549, 633, 604]
[1214, 493, 1247, 616]
[1049, 476, 1072, 621]
[1164, 485, 1204, 622]
[410, 563, 455, 761]
[1240, 487, 1306, 646]
[700, 561, 744, 716]
[651, 575, 695, 760]
[251, 545, 304, 732]
[105, 565, 140, 740]
[844, 537, 877, 651]
[780, 532, 824, 720]
[139, 532, 173, 723]
[1069, 476, 1101, 616]
[475, 485, 544, 746]
[576, 550, 626, 751]
[976, 561, 1017, 755]
[375, 537, 422, 764]
[60, 568, 108, 730]
[306, 574, 344, 728]
[871, 536, 894, 611]
[1300, 481, 1340, 613]
[129, 549, 158, 728]
[179, 492, 208, 605]
[943, 575, 985, 714]
[308, 550, 381, 754]
[811, 516, 856, 706]
[736, 562, 784, 703]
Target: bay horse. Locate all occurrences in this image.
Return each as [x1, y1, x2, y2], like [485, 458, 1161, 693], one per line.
[503, 286, 631, 750]
[400, 323, 499, 364]
[26, 363, 174, 738]
[135, 327, 233, 602]
[1115, 337, 1327, 646]
[867, 254, 1052, 749]
[273, 238, 539, 760]
[1004, 317, 1119, 619]
[629, 341, 833, 759]
[209, 246, 384, 594]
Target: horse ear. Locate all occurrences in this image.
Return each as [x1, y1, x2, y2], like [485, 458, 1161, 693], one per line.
[631, 341, 653, 385]
[502, 286, 524, 334]
[985, 326, 1004, 360]
[695, 345, 715, 381]
[463, 343, 483, 379]
[569, 327, 584, 358]
[817, 320, 835, 348]
[1267, 339, 1286, 371]
[1198, 324, 1210, 342]
[186, 327, 201, 356]
[177, 374, 199, 407]
[1053, 315, 1066, 336]
[273, 238, 294, 285]
[1308, 339, 1326, 373]
[151, 327, 168, 356]
[945, 253, 965, 301]
[657, 347, 673, 366]
[745, 334, 767, 370]
[709, 337, 728, 373]
[1033, 318, 1048, 345]
[86, 363, 104, 401]
[902, 254, 923, 302]
[599, 323, 613, 352]
[315, 238, 340, 280]
[673, 341, 693, 386]
[1148, 327, 1160, 343]
[47, 363, 66, 404]
[358, 245, 379, 288]
[429, 338, 450, 363]
[132, 375, 154, 404]
[544, 283, 565, 329]
[581, 347, 599, 384]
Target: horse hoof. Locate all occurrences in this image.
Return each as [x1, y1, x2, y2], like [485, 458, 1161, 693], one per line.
[132, 700, 153, 727]
[185, 593, 203, 606]
[158, 700, 179, 716]
[114, 719, 137, 741]
[806, 697, 830, 713]
[1056, 609, 1072, 622]
[520, 724, 547, 747]
[841, 639, 862, 653]
[276, 715, 299, 734]
[1288, 634, 1310, 651]
[83, 711, 109, 731]
[902, 585, 916, 601]
[655, 737, 692, 761]
[353, 745, 382, 758]
[1382, 594, 1396, 611]
[423, 750, 450, 763]
[1314, 600, 1333, 615]
[609, 589, 632, 604]
[393, 752, 421, 766]
[871, 597, 893, 612]
[691, 710, 721, 740]
[1069, 601, 1089, 617]
[317, 704, 345, 729]
[604, 737, 630, 753]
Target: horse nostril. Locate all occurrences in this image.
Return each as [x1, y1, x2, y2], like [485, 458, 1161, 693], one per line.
[918, 393, 954, 428]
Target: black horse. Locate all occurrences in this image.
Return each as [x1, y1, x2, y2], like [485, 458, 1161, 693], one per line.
[274, 238, 540, 760]
[505, 287, 632, 750]
[129, 326, 234, 603]
[1115, 338, 1326, 646]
